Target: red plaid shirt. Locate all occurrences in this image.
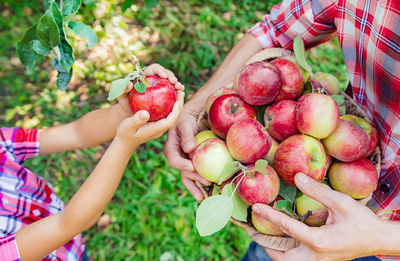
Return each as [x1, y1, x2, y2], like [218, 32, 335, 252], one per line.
[249, 0, 400, 259]
[0, 128, 86, 260]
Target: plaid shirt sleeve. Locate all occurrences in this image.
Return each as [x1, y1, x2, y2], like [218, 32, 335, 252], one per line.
[0, 128, 40, 164]
[248, 0, 338, 50]
[0, 234, 20, 261]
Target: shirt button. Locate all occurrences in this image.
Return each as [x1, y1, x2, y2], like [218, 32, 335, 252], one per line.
[32, 209, 41, 217]
[380, 183, 390, 193]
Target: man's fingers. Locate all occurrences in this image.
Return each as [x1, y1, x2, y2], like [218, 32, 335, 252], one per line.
[294, 173, 350, 212]
[264, 248, 288, 261]
[252, 203, 314, 243]
[178, 122, 197, 153]
[182, 177, 204, 201]
[183, 170, 212, 186]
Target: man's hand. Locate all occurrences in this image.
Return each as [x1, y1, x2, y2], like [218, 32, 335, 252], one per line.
[164, 100, 212, 201]
[253, 173, 390, 261]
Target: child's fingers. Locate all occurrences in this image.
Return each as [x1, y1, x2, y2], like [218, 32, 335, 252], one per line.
[144, 64, 168, 78]
[125, 81, 133, 94]
[165, 69, 178, 84]
[174, 82, 185, 91]
[126, 110, 150, 131]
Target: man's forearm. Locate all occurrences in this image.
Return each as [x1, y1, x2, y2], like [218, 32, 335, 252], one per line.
[189, 34, 263, 108]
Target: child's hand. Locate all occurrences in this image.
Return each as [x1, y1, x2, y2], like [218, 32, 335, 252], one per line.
[116, 64, 184, 116]
[116, 90, 185, 149]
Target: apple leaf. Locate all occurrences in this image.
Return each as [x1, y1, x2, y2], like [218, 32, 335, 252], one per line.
[273, 199, 296, 218]
[134, 81, 147, 93]
[37, 10, 61, 48]
[278, 179, 297, 203]
[32, 40, 51, 56]
[68, 21, 97, 48]
[255, 159, 269, 175]
[107, 78, 130, 101]
[302, 81, 313, 95]
[331, 94, 346, 115]
[218, 161, 243, 185]
[293, 35, 312, 74]
[221, 183, 249, 222]
[212, 185, 221, 196]
[196, 195, 233, 236]
[16, 25, 44, 69]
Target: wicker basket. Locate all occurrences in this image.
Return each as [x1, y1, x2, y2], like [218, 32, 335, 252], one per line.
[195, 48, 382, 251]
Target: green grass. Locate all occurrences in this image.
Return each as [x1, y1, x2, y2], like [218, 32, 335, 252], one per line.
[0, 0, 348, 260]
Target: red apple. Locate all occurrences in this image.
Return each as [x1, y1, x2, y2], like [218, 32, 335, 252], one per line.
[264, 100, 299, 141]
[237, 61, 282, 105]
[208, 94, 257, 139]
[205, 87, 237, 113]
[340, 115, 379, 157]
[296, 181, 330, 227]
[321, 119, 369, 162]
[309, 72, 340, 95]
[274, 134, 327, 186]
[328, 158, 378, 199]
[192, 138, 235, 183]
[128, 75, 177, 122]
[264, 137, 279, 166]
[295, 93, 340, 139]
[226, 119, 271, 164]
[235, 163, 280, 205]
[270, 57, 304, 101]
[280, 55, 309, 83]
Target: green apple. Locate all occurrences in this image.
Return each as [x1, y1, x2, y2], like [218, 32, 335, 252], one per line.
[195, 130, 218, 145]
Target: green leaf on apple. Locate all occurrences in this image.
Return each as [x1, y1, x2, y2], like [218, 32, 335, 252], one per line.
[293, 35, 312, 74]
[196, 195, 233, 236]
[254, 159, 269, 175]
[135, 81, 147, 93]
[273, 199, 296, 218]
[107, 78, 130, 101]
[221, 183, 248, 222]
[331, 94, 346, 115]
[278, 179, 297, 203]
[218, 161, 243, 185]
[302, 81, 313, 95]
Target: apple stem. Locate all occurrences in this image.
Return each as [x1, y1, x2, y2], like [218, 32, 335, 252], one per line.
[297, 210, 313, 222]
[131, 53, 151, 88]
[229, 173, 246, 200]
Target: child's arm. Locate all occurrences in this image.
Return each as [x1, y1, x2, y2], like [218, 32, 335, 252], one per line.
[15, 90, 184, 261]
[39, 64, 184, 155]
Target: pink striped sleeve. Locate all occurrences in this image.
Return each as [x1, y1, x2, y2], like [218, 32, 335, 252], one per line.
[0, 234, 21, 261]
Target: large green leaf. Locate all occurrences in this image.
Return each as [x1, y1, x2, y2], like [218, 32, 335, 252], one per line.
[108, 78, 130, 101]
[68, 21, 97, 48]
[293, 35, 312, 74]
[278, 179, 297, 203]
[37, 10, 61, 48]
[222, 183, 248, 222]
[16, 25, 43, 69]
[51, 2, 65, 38]
[58, 39, 75, 73]
[62, 0, 81, 21]
[32, 40, 50, 56]
[196, 195, 233, 236]
[51, 58, 72, 90]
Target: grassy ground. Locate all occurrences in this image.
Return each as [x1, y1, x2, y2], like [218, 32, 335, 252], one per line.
[0, 1, 348, 260]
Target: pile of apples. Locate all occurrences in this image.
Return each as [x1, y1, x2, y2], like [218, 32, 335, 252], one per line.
[192, 54, 379, 236]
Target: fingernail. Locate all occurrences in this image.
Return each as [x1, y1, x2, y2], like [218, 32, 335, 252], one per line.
[253, 205, 261, 214]
[297, 173, 309, 184]
[139, 111, 149, 119]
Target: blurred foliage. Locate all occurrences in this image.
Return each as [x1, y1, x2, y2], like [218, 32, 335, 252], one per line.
[0, 0, 348, 260]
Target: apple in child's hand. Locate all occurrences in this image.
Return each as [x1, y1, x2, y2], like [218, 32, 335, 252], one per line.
[270, 57, 305, 101]
[340, 114, 379, 157]
[205, 87, 237, 113]
[309, 72, 340, 95]
[192, 138, 234, 183]
[329, 158, 378, 199]
[274, 134, 327, 186]
[264, 100, 299, 141]
[295, 93, 340, 139]
[264, 137, 279, 166]
[208, 94, 257, 139]
[321, 119, 369, 162]
[227, 118, 271, 164]
[129, 75, 177, 122]
[296, 181, 329, 227]
[237, 61, 282, 106]
[235, 163, 280, 205]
